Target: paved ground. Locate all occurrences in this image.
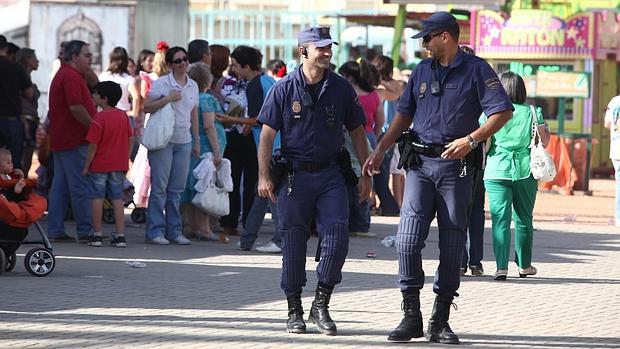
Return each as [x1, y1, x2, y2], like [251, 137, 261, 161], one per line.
[1, 180, 619, 349]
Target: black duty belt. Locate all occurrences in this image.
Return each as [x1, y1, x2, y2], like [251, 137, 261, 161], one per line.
[290, 160, 336, 172]
[411, 142, 447, 158]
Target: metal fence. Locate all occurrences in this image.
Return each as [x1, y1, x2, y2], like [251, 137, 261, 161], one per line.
[188, 9, 381, 66]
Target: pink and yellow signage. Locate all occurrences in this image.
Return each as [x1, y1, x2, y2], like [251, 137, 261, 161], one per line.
[472, 10, 595, 59]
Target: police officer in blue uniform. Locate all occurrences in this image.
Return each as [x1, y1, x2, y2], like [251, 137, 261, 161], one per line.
[363, 12, 514, 344]
[257, 27, 371, 335]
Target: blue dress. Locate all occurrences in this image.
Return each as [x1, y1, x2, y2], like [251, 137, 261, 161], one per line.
[180, 92, 228, 203]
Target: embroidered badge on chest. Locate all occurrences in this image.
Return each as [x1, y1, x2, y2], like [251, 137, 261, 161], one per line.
[292, 100, 302, 113]
[419, 82, 427, 94]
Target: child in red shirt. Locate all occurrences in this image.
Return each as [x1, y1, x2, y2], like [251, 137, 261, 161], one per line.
[82, 81, 133, 247]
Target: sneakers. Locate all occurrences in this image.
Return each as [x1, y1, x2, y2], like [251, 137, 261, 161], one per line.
[518, 265, 537, 278]
[88, 235, 103, 247]
[170, 235, 191, 245]
[494, 269, 508, 281]
[146, 236, 170, 245]
[110, 235, 126, 248]
[255, 241, 282, 253]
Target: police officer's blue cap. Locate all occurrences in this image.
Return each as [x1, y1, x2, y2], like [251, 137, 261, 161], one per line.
[411, 11, 458, 39]
[297, 27, 339, 48]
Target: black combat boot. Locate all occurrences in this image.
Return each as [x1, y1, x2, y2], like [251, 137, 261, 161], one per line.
[387, 290, 424, 342]
[308, 284, 337, 335]
[426, 295, 460, 344]
[286, 292, 306, 333]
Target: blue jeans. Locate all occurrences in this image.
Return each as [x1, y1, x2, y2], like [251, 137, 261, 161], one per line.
[347, 184, 370, 232]
[613, 160, 620, 224]
[88, 171, 124, 200]
[240, 195, 281, 249]
[146, 142, 192, 240]
[48, 145, 93, 237]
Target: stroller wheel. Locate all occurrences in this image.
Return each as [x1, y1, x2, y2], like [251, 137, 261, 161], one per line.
[103, 209, 115, 224]
[6, 252, 16, 272]
[0, 249, 5, 275]
[131, 207, 147, 224]
[24, 248, 55, 277]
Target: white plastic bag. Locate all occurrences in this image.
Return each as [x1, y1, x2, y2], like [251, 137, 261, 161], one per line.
[529, 105, 556, 182]
[141, 103, 174, 150]
[192, 170, 229, 217]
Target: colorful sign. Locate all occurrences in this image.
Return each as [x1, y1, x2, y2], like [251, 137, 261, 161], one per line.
[594, 11, 620, 60]
[473, 10, 594, 59]
[535, 71, 590, 98]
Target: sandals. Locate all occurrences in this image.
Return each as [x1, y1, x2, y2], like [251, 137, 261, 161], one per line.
[518, 266, 538, 278]
[493, 269, 508, 281]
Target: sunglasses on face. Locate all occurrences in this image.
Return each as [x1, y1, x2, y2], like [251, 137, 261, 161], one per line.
[423, 32, 444, 43]
[171, 56, 189, 64]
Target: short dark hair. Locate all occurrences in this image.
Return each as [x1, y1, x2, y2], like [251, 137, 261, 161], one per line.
[500, 71, 527, 104]
[188, 39, 210, 64]
[64, 40, 88, 62]
[95, 81, 122, 107]
[137, 49, 154, 73]
[0, 35, 7, 50]
[231, 46, 262, 72]
[107, 47, 129, 74]
[445, 24, 460, 41]
[165, 46, 188, 64]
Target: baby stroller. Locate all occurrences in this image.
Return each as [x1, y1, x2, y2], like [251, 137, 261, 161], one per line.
[0, 179, 55, 277]
[102, 179, 147, 224]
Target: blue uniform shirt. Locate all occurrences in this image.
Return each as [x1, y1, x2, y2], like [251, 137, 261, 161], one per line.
[398, 49, 513, 145]
[257, 65, 366, 162]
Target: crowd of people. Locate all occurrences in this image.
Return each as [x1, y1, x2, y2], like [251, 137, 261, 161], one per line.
[0, 32, 410, 250]
[0, 10, 571, 340]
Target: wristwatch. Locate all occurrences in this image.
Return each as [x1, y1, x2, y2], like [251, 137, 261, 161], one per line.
[466, 134, 478, 149]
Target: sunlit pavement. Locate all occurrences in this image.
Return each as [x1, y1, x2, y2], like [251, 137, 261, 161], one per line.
[1, 179, 619, 348]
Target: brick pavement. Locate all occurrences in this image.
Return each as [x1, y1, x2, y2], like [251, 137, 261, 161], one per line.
[0, 180, 619, 348]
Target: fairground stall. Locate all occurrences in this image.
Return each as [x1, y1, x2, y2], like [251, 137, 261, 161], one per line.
[471, 9, 620, 194]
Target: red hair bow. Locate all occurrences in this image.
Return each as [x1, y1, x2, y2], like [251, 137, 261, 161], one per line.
[276, 65, 287, 78]
[156, 41, 169, 52]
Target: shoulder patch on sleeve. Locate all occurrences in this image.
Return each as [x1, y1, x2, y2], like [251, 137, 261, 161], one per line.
[485, 77, 501, 89]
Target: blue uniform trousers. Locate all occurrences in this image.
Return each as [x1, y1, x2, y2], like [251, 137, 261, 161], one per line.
[397, 155, 474, 299]
[277, 166, 349, 296]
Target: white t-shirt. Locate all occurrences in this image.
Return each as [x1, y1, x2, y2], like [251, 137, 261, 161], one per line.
[604, 95, 620, 160]
[98, 71, 135, 112]
[147, 73, 198, 144]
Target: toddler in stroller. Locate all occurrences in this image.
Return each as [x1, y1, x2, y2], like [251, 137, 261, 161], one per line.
[0, 149, 54, 276]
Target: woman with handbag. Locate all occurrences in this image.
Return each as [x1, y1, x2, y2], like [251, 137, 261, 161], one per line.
[481, 72, 550, 280]
[143, 46, 200, 245]
[181, 62, 227, 241]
